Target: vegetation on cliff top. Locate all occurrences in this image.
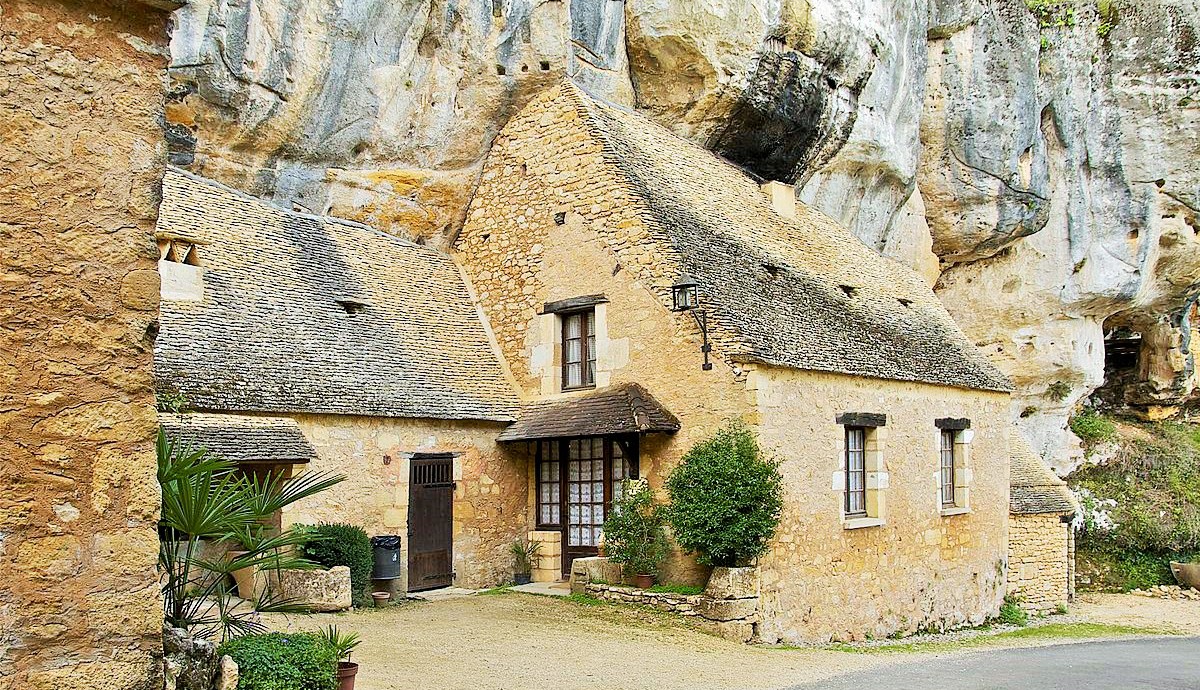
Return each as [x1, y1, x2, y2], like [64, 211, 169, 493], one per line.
[1069, 415, 1200, 590]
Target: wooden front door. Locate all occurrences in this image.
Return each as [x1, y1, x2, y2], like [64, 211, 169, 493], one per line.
[536, 437, 638, 577]
[407, 454, 454, 591]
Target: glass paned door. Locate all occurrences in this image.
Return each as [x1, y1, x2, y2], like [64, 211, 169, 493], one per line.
[536, 436, 641, 577]
[566, 438, 605, 549]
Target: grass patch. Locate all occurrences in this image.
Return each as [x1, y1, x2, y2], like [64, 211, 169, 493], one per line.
[565, 593, 606, 607]
[647, 583, 704, 595]
[1070, 410, 1118, 448]
[478, 585, 514, 596]
[824, 622, 1173, 654]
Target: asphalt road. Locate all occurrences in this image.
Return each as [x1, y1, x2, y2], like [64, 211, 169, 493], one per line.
[792, 637, 1200, 690]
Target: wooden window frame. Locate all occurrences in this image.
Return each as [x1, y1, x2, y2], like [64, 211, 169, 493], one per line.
[939, 429, 956, 507]
[844, 426, 867, 518]
[560, 307, 596, 391]
[533, 437, 639, 531]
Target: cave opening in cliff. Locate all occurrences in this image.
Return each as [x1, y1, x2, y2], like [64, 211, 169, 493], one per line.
[1094, 320, 1144, 411]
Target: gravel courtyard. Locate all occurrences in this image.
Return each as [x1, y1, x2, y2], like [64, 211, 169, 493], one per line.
[266, 592, 1197, 690]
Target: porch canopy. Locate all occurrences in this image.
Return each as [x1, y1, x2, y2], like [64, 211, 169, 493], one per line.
[158, 412, 317, 465]
[497, 383, 680, 442]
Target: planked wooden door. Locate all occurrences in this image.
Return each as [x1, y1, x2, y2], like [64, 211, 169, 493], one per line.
[407, 454, 454, 591]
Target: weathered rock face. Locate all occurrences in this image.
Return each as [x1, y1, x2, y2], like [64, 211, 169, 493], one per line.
[164, 0, 1200, 466]
[0, 0, 169, 686]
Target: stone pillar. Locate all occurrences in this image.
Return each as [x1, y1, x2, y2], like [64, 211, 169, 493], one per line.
[530, 530, 562, 582]
[0, 1, 172, 686]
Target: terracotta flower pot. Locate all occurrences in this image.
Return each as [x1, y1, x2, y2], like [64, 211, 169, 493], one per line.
[371, 591, 391, 608]
[633, 574, 655, 590]
[227, 550, 257, 600]
[337, 661, 359, 690]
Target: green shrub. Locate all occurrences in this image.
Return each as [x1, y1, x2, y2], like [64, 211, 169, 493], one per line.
[298, 523, 374, 607]
[602, 480, 670, 577]
[999, 596, 1028, 627]
[1070, 411, 1118, 447]
[218, 632, 337, 690]
[665, 421, 784, 567]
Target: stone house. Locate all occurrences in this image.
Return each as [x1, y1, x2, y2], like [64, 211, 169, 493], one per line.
[153, 168, 525, 593]
[452, 81, 1017, 643]
[1008, 432, 1078, 612]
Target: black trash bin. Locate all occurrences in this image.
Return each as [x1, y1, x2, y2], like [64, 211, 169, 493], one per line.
[371, 535, 402, 580]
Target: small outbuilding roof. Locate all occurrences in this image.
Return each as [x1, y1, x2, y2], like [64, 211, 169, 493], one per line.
[159, 413, 318, 465]
[496, 383, 680, 442]
[558, 82, 1010, 393]
[154, 168, 519, 422]
[1010, 431, 1078, 515]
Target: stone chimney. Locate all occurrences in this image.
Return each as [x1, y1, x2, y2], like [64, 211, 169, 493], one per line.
[759, 180, 796, 219]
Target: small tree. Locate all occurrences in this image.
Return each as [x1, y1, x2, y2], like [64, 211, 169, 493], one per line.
[602, 480, 670, 577]
[158, 429, 345, 641]
[665, 421, 784, 567]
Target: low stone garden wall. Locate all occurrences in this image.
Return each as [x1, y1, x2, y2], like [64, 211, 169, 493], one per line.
[572, 557, 761, 643]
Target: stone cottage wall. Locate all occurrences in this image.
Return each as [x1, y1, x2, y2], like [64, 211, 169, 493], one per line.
[1008, 513, 1072, 612]
[582, 362, 1015, 646]
[283, 415, 526, 591]
[0, 2, 169, 687]
[752, 368, 1011, 643]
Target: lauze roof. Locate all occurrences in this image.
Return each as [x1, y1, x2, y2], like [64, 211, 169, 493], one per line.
[159, 413, 318, 464]
[155, 169, 518, 422]
[497, 383, 680, 442]
[1009, 432, 1078, 515]
[560, 82, 1011, 393]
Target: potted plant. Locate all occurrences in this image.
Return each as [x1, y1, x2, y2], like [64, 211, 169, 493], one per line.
[511, 539, 541, 585]
[319, 625, 362, 690]
[665, 421, 783, 598]
[602, 480, 669, 589]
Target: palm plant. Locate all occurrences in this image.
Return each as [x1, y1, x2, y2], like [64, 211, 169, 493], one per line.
[157, 428, 346, 641]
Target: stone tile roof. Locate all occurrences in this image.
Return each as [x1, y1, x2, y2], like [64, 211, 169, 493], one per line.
[1010, 431, 1078, 515]
[159, 413, 318, 464]
[560, 82, 1011, 393]
[154, 169, 518, 422]
[496, 383, 680, 441]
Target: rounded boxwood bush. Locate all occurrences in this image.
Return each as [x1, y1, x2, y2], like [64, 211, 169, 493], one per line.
[665, 421, 784, 567]
[298, 523, 374, 607]
[217, 632, 337, 690]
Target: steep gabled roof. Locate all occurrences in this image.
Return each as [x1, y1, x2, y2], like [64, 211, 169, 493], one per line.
[159, 413, 318, 465]
[154, 168, 518, 422]
[558, 82, 1010, 393]
[1010, 431, 1078, 515]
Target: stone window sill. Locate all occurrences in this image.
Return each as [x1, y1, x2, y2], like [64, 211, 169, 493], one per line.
[843, 517, 885, 530]
[939, 506, 971, 517]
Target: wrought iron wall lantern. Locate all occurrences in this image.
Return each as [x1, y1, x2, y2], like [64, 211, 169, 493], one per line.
[671, 273, 713, 371]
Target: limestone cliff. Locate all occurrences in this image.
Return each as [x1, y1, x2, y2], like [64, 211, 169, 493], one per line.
[162, 0, 1200, 470]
